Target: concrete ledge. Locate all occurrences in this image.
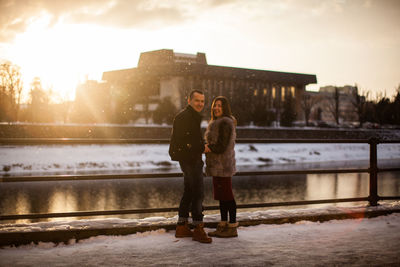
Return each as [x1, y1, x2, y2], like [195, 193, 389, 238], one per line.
[1, 207, 399, 247]
[237, 208, 400, 226]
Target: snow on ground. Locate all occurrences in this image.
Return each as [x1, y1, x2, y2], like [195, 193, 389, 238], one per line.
[1, 207, 399, 266]
[1, 143, 400, 175]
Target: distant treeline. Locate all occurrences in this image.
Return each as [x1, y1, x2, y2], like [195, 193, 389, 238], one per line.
[1, 61, 400, 127]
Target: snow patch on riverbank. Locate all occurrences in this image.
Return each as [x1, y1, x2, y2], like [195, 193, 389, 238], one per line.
[1, 143, 400, 175]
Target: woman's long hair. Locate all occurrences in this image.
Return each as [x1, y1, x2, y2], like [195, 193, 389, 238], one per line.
[210, 96, 233, 121]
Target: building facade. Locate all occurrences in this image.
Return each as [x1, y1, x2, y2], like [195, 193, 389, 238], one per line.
[77, 49, 317, 124]
[304, 85, 359, 126]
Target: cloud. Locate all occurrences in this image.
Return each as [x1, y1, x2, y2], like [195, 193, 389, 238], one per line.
[0, 0, 238, 43]
[0, 0, 102, 42]
[67, 0, 186, 29]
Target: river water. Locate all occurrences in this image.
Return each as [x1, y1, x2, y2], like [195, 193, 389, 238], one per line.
[1, 161, 399, 223]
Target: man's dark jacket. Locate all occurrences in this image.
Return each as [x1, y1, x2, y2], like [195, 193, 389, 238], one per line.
[169, 105, 205, 162]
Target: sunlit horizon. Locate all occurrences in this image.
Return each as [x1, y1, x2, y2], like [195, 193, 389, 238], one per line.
[1, 0, 399, 103]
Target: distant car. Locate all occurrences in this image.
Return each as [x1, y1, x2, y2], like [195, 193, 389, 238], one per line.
[292, 121, 306, 127]
[362, 122, 381, 129]
[316, 121, 336, 128]
[339, 123, 355, 129]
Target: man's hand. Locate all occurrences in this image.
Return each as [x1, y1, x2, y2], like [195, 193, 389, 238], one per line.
[204, 144, 211, 153]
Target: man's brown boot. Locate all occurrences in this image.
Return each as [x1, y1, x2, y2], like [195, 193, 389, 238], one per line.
[192, 223, 212, 243]
[175, 222, 193, 238]
[208, 221, 227, 237]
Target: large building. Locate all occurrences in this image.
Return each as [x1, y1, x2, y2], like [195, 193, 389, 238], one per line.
[78, 49, 317, 124]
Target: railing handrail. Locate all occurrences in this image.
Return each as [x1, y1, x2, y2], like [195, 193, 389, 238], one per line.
[4, 167, 400, 183]
[1, 138, 399, 221]
[1, 137, 400, 145]
[0, 197, 370, 221]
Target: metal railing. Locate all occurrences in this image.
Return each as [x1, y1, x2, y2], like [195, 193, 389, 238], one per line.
[1, 138, 400, 221]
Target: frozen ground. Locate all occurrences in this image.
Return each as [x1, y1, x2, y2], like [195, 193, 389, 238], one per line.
[1, 141, 400, 266]
[1, 204, 399, 266]
[1, 143, 400, 175]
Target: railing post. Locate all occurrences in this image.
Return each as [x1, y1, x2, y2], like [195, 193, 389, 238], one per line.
[368, 138, 379, 206]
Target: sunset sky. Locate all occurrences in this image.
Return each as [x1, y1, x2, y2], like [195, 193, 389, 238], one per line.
[1, 0, 399, 103]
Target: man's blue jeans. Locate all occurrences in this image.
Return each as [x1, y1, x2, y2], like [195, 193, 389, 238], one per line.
[178, 158, 204, 225]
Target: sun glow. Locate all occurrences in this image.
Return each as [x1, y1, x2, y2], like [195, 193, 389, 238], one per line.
[7, 16, 208, 103]
[8, 18, 142, 103]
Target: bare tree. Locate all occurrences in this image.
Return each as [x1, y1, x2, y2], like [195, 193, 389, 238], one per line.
[350, 86, 369, 127]
[28, 77, 52, 122]
[280, 94, 296, 127]
[326, 87, 340, 125]
[153, 97, 177, 125]
[0, 61, 23, 122]
[301, 93, 318, 126]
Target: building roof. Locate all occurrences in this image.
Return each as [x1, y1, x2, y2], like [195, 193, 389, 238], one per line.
[102, 50, 317, 86]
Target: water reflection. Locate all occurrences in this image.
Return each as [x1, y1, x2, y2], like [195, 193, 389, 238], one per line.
[1, 171, 399, 223]
[233, 175, 307, 204]
[378, 172, 400, 196]
[306, 173, 369, 200]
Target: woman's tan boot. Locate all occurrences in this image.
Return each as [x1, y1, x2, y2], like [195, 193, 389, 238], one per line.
[208, 221, 227, 237]
[216, 222, 238, 238]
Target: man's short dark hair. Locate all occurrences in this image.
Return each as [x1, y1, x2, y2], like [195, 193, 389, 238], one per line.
[189, 90, 204, 100]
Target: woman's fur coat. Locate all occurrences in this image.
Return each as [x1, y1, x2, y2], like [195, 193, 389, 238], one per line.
[205, 116, 236, 177]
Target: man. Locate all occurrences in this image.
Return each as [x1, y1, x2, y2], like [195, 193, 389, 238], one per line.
[169, 89, 212, 243]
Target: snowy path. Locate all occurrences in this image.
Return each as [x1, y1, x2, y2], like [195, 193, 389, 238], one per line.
[1, 213, 400, 267]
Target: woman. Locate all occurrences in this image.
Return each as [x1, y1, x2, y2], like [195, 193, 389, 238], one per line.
[204, 96, 238, 238]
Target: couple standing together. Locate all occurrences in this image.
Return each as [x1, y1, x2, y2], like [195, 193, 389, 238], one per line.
[169, 90, 237, 244]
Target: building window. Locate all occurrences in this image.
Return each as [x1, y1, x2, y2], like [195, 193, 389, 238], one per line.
[281, 86, 285, 101]
[254, 89, 258, 96]
[263, 88, 267, 95]
[272, 87, 276, 99]
[291, 86, 295, 98]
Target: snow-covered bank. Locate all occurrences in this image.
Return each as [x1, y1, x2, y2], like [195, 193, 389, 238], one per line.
[1, 143, 400, 175]
[1, 201, 399, 234]
[1, 203, 399, 266]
